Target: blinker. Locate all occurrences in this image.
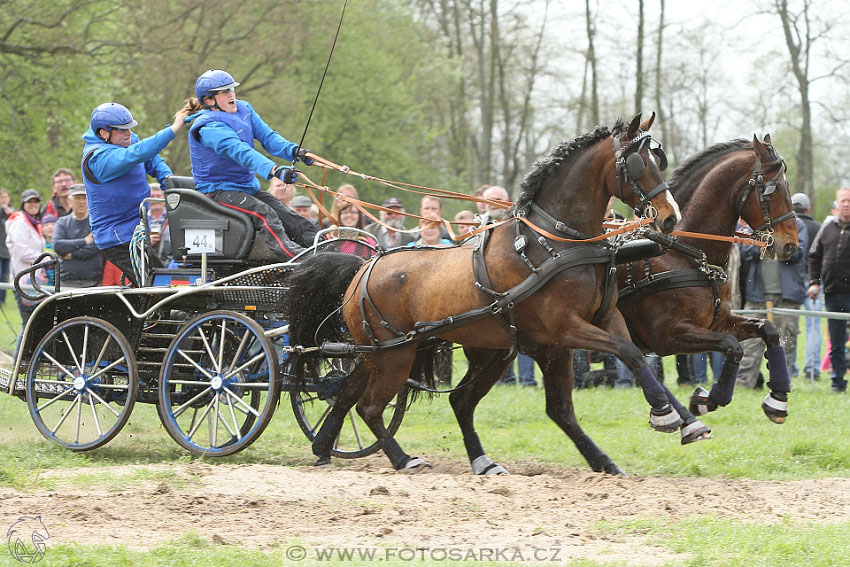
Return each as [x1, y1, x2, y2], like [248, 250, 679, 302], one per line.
[626, 153, 645, 180]
[652, 147, 668, 171]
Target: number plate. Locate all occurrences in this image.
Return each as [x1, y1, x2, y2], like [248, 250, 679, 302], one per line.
[185, 229, 216, 253]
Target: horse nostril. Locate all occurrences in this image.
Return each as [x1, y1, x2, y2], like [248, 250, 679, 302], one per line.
[662, 215, 676, 234]
[785, 242, 799, 257]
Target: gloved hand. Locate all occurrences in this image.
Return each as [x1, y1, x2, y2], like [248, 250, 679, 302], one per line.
[294, 146, 314, 165]
[271, 165, 299, 184]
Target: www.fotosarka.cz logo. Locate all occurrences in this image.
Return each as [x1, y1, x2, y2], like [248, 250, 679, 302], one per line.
[7, 516, 50, 564]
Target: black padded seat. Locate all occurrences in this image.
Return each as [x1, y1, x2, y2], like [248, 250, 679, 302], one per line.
[163, 176, 279, 263]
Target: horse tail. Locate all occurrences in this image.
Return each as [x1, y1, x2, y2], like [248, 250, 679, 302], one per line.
[286, 251, 366, 347]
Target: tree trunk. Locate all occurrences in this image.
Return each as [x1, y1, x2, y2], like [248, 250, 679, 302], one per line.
[635, 0, 644, 113]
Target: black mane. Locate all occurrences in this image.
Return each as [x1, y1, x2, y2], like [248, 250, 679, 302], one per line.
[514, 119, 626, 214]
[668, 139, 750, 206]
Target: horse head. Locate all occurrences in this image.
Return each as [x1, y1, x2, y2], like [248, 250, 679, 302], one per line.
[610, 113, 681, 234]
[740, 134, 799, 260]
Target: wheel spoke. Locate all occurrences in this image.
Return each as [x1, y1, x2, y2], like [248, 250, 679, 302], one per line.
[89, 396, 103, 437]
[223, 395, 241, 440]
[197, 326, 220, 375]
[85, 387, 120, 417]
[90, 334, 111, 376]
[217, 320, 227, 373]
[222, 386, 260, 417]
[61, 330, 82, 370]
[187, 397, 215, 440]
[177, 349, 215, 380]
[227, 330, 252, 375]
[211, 393, 220, 446]
[81, 325, 90, 373]
[41, 352, 76, 382]
[35, 386, 75, 412]
[86, 356, 127, 382]
[52, 393, 80, 434]
[347, 409, 365, 450]
[222, 351, 267, 381]
[172, 387, 212, 419]
[74, 391, 83, 444]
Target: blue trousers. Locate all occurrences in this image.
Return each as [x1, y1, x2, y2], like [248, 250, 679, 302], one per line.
[824, 292, 850, 390]
[693, 352, 725, 383]
[802, 294, 823, 377]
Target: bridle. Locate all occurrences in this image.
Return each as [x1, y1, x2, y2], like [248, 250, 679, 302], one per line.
[736, 153, 796, 250]
[613, 130, 669, 219]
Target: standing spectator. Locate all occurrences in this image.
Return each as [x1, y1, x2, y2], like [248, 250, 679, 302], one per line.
[473, 185, 490, 216]
[332, 203, 376, 257]
[480, 186, 511, 224]
[52, 184, 103, 288]
[290, 195, 319, 227]
[421, 195, 451, 239]
[0, 189, 14, 303]
[5, 189, 45, 354]
[365, 197, 413, 249]
[737, 217, 808, 388]
[792, 192, 822, 380]
[82, 102, 188, 285]
[325, 184, 360, 228]
[454, 210, 476, 236]
[40, 214, 58, 285]
[147, 183, 171, 264]
[808, 187, 850, 393]
[268, 177, 295, 207]
[44, 168, 75, 218]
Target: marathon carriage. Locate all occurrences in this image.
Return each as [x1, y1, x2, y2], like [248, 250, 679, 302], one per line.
[0, 177, 407, 458]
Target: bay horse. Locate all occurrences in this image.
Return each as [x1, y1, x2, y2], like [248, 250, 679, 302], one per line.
[616, 134, 799, 428]
[287, 113, 682, 473]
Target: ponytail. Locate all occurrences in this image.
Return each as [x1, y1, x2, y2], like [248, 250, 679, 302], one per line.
[180, 97, 207, 115]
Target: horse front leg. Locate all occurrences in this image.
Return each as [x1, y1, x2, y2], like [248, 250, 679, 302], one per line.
[535, 346, 624, 476]
[726, 314, 789, 424]
[312, 360, 371, 467]
[449, 347, 513, 475]
[564, 315, 682, 433]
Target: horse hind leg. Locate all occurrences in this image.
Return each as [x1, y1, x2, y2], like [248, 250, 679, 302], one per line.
[356, 351, 431, 472]
[311, 360, 371, 467]
[449, 348, 512, 475]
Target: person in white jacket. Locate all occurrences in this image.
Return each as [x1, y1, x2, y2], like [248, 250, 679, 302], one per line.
[5, 189, 46, 354]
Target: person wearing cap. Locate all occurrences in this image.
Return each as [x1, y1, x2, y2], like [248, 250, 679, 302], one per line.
[5, 189, 45, 351]
[52, 184, 103, 288]
[791, 192, 822, 380]
[81, 101, 190, 285]
[146, 183, 171, 264]
[808, 187, 850, 393]
[181, 69, 318, 260]
[365, 197, 414, 249]
[44, 168, 76, 218]
[290, 195, 319, 229]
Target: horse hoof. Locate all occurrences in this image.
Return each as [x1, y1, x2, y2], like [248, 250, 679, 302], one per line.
[603, 464, 627, 477]
[762, 392, 788, 424]
[400, 456, 432, 473]
[471, 455, 509, 475]
[314, 456, 332, 468]
[649, 404, 683, 433]
[688, 386, 718, 416]
[680, 420, 712, 445]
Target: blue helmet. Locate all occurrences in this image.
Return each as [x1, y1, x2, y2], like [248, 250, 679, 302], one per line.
[195, 69, 240, 100]
[90, 103, 138, 132]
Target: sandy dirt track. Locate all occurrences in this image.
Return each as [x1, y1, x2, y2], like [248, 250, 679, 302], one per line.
[2, 458, 848, 565]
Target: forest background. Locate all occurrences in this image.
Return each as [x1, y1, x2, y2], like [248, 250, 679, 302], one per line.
[1, 0, 848, 219]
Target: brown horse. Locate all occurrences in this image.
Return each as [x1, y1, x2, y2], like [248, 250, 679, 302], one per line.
[616, 135, 799, 430]
[288, 114, 682, 473]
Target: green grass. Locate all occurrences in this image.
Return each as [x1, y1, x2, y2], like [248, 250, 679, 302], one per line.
[1, 300, 848, 566]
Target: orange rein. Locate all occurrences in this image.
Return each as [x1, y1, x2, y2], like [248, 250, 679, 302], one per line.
[296, 152, 766, 247]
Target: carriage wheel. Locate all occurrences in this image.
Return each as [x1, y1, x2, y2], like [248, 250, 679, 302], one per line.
[26, 317, 138, 451]
[158, 311, 280, 457]
[289, 355, 407, 459]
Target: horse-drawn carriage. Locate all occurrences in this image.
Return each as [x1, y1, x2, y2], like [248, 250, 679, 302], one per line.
[0, 176, 406, 458]
[0, 114, 800, 476]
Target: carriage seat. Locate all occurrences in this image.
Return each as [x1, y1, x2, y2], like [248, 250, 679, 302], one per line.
[163, 176, 279, 263]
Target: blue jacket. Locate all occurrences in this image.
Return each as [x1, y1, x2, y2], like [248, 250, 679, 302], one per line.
[188, 100, 298, 195]
[81, 127, 174, 249]
[740, 217, 808, 304]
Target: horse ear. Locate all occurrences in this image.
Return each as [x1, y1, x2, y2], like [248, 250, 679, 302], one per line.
[753, 134, 772, 161]
[763, 133, 772, 145]
[639, 111, 656, 132]
[626, 113, 642, 139]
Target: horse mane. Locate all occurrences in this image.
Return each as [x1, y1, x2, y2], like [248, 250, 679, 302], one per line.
[668, 139, 751, 205]
[514, 119, 626, 214]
